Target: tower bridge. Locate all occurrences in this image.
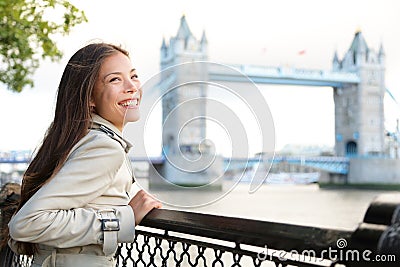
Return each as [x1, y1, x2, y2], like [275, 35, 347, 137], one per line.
[160, 15, 387, 158]
[150, 15, 400, 187]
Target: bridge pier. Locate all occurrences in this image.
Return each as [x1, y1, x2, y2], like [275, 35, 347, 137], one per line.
[348, 158, 400, 186]
[318, 158, 400, 189]
[148, 154, 224, 190]
[319, 171, 348, 185]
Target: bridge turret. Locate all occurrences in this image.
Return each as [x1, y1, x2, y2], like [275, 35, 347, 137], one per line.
[161, 15, 208, 68]
[332, 50, 340, 71]
[378, 42, 385, 65]
[200, 30, 208, 55]
[341, 31, 368, 68]
[176, 15, 192, 39]
[160, 37, 168, 59]
[173, 15, 190, 54]
[353, 31, 368, 65]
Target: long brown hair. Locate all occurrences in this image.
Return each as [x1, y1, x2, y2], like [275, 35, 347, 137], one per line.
[6, 43, 129, 256]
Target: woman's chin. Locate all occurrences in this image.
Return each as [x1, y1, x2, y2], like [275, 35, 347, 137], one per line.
[124, 111, 140, 123]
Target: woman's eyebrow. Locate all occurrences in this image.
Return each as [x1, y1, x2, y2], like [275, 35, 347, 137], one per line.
[103, 69, 136, 80]
[103, 72, 121, 80]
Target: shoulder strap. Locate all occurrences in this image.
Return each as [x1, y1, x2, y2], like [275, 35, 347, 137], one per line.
[90, 125, 136, 183]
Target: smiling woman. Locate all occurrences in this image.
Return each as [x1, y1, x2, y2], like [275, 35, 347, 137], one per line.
[91, 53, 142, 131]
[3, 43, 161, 267]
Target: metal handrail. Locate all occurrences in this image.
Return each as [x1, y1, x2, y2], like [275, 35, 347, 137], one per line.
[2, 193, 400, 266]
[139, 209, 353, 257]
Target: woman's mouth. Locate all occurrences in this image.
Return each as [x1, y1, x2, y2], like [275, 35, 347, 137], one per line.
[118, 99, 139, 108]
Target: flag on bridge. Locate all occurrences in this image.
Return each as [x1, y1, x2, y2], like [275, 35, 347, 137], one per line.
[298, 50, 306, 55]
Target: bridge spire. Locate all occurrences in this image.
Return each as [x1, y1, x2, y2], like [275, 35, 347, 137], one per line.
[201, 29, 207, 44]
[161, 36, 167, 49]
[349, 31, 369, 64]
[332, 50, 340, 71]
[176, 14, 193, 40]
[378, 42, 385, 64]
[160, 36, 168, 59]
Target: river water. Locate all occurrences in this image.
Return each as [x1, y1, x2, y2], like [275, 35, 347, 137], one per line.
[126, 179, 399, 266]
[134, 178, 397, 230]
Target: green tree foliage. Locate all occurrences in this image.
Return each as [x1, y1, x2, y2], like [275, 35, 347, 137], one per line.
[0, 0, 87, 92]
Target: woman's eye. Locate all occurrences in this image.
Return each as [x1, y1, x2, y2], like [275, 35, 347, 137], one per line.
[110, 77, 120, 83]
[131, 74, 139, 79]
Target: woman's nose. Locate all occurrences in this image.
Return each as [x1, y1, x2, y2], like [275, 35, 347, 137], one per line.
[126, 79, 140, 93]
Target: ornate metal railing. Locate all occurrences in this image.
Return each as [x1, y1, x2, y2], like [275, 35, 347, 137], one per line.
[115, 209, 353, 267]
[2, 193, 400, 266]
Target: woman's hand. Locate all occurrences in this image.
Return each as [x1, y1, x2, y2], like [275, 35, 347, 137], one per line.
[128, 189, 162, 225]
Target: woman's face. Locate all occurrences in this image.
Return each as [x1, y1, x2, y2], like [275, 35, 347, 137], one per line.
[91, 52, 142, 131]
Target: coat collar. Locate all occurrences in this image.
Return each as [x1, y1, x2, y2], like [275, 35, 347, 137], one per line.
[90, 113, 133, 153]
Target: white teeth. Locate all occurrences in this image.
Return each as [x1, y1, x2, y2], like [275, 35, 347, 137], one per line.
[120, 99, 138, 107]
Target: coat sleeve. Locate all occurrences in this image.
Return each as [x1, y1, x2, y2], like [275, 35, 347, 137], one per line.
[8, 134, 135, 248]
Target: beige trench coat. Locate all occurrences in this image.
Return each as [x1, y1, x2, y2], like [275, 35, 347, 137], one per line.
[8, 114, 136, 266]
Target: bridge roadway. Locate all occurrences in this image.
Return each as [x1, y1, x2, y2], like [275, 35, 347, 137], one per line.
[0, 155, 349, 174]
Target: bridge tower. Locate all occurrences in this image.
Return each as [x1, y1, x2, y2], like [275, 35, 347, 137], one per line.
[160, 15, 208, 157]
[150, 15, 222, 189]
[333, 31, 385, 157]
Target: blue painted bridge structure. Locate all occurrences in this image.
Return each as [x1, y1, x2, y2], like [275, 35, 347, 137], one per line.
[133, 155, 350, 174]
[0, 155, 349, 174]
[220, 156, 349, 175]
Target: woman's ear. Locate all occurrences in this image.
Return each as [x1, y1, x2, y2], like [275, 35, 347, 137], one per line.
[89, 99, 96, 113]
[89, 98, 96, 108]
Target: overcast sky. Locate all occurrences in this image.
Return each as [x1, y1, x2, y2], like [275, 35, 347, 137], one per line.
[1, 0, 399, 157]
